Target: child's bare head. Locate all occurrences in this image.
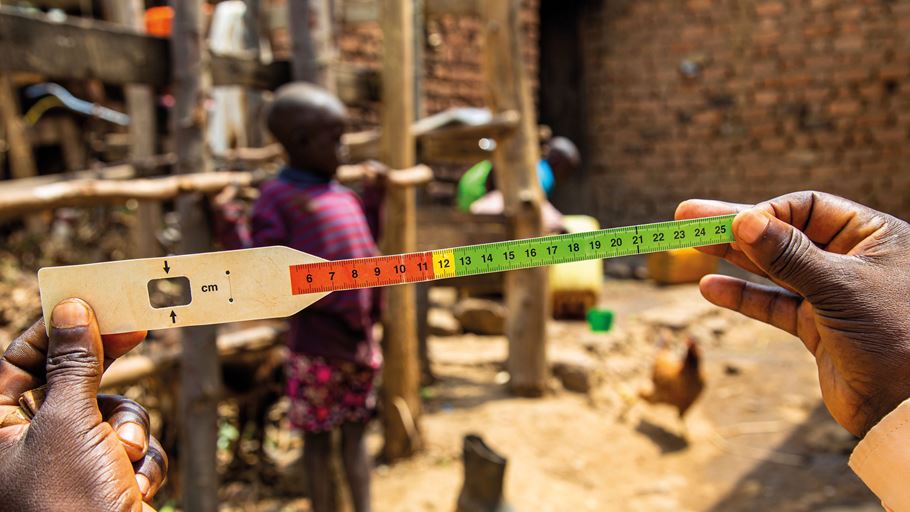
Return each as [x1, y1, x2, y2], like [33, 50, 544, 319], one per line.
[267, 82, 348, 176]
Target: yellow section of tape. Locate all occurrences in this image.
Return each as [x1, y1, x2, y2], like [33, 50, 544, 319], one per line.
[432, 249, 456, 279]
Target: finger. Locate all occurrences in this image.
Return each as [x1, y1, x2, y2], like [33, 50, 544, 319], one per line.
[675, 199, 753, 219]
[134, 435, 168, 502]
[675, 199, 768, 275]
[732, 208, 840, 299]
[699, 275, 802, 336]
[0, 320, 48, 406]
[101, 331, 147, 370]
[38, 299, 104, 429]
[1, 319, 145, 406]
[98, 395, 150, 462]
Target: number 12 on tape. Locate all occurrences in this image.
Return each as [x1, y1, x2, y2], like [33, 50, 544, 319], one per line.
[38, 215, 734, 335]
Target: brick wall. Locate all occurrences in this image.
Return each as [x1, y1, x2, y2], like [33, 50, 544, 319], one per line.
[337, 0, 540, 122]
[581, 0, 910, 226]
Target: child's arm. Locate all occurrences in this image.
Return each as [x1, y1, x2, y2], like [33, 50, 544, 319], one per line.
[350, 161, 388, 241]
[213, 185, 288, 249]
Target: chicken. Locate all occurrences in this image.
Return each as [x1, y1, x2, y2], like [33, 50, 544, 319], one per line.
[640, 335, 705, 418]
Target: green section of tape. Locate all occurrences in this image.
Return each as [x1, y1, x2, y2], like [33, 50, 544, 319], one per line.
[450, 215, 735, 278]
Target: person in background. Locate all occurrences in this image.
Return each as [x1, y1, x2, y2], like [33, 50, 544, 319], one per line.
[677, 191, 910, 511]
[216, 82, 380, 512]
[456, 136, 581, 232]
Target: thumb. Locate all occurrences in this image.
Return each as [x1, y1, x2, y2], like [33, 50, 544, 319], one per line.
[733, 208, 833, 298]
[38, 298, 104, 429]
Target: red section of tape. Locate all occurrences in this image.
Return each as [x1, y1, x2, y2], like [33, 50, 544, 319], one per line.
[290, 252, 435, 295]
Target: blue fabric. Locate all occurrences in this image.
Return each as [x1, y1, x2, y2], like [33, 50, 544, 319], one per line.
[278, 166, 332, 187]
[537, 159, 555, 196]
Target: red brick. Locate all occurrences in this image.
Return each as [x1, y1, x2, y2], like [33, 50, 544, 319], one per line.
[833, 36, 865, 52]
[754, 90, 780, 106]
[834, 6, 864, 21]
[760, 137, 789, 152]
[828, 99, 863, 116]
[756, 1, 786, 17]
[693, 109, 723, 125]
[874, 129, 909, 145]
[879, 65, 910, 81]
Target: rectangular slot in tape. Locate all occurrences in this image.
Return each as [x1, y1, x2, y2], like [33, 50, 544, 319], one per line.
[147, 277, 192, 309]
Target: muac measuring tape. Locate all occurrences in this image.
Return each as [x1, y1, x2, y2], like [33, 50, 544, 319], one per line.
[37, 215, 736, 335]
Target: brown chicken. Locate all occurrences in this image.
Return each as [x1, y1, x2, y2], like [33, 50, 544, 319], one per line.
[640, 336, 705, 418]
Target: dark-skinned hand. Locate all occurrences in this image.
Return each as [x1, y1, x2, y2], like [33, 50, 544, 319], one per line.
[0, 298, 167, 511]
[676, 191, 910, 437]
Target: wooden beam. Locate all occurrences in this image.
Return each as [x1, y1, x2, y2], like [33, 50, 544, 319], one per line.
[481, 0, 550, 397]
[0, 172, 254, 217]
[0, 8, 379, 100]
[101, 325, 286, 390]
[425, 0, 478, 18]
[379, 0, 422, 462]
[172, 1, 220, 511]
[15, 0, 88, 10]
[341, 0, 477, 24]
[210, 55, 291, 90]
[0, 8, 171, 87]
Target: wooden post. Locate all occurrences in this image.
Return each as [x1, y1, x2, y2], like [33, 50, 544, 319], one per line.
[313, 0, 337, 91]
[289, 0, 317, 82]
[243, 0, 267, 147]
[101, 0, 162, 259]
[171, 1, 222, 511]
[379, 0, 422, 461]
[480, 0, 549, 396]
[0, 74, 37, 180]
[289, 0, 335, 89]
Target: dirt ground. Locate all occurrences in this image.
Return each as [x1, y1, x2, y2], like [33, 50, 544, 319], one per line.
[221, 279, 881, 512]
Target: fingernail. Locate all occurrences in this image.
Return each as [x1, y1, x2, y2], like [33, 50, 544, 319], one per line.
[136, 474, 151, 497]
[735, 209, 771, 244]
[117, 422, 147, 453]
[51, 299, 90, 329]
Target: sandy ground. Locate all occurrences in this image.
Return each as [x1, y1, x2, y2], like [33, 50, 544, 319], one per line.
[217, 280, 880, 512]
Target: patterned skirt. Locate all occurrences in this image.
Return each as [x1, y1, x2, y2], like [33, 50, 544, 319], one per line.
[286, 353, 380, 433]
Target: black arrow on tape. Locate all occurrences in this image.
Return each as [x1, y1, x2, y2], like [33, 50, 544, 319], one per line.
[170, 311, 177, 324]
[163, 260, 171, 274]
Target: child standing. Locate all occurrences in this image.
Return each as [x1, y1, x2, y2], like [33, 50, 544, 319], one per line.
[218, 82, 380, 512]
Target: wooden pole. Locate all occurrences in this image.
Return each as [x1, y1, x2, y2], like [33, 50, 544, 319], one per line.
[101, 0, 162, 259]
[313, 0, 337, 92]
[243, 0, 267, 147]
[379, 0, 422, 461]
[171, 1, 222, 510]
[480, 0, 549, 396]
[289, 0, 317, 82]
[0, 74, 37, 180]
[289, 0, 336, 89]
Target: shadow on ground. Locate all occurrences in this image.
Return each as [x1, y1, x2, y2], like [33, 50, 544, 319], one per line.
[636, 419, 689, 454]
[709, 404, 879, 512]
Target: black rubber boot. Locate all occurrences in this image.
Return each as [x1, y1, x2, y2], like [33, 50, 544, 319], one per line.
[456, 434, 514, 512]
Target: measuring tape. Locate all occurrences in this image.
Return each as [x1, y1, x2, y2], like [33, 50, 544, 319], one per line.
[37, 215, 735, 335]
